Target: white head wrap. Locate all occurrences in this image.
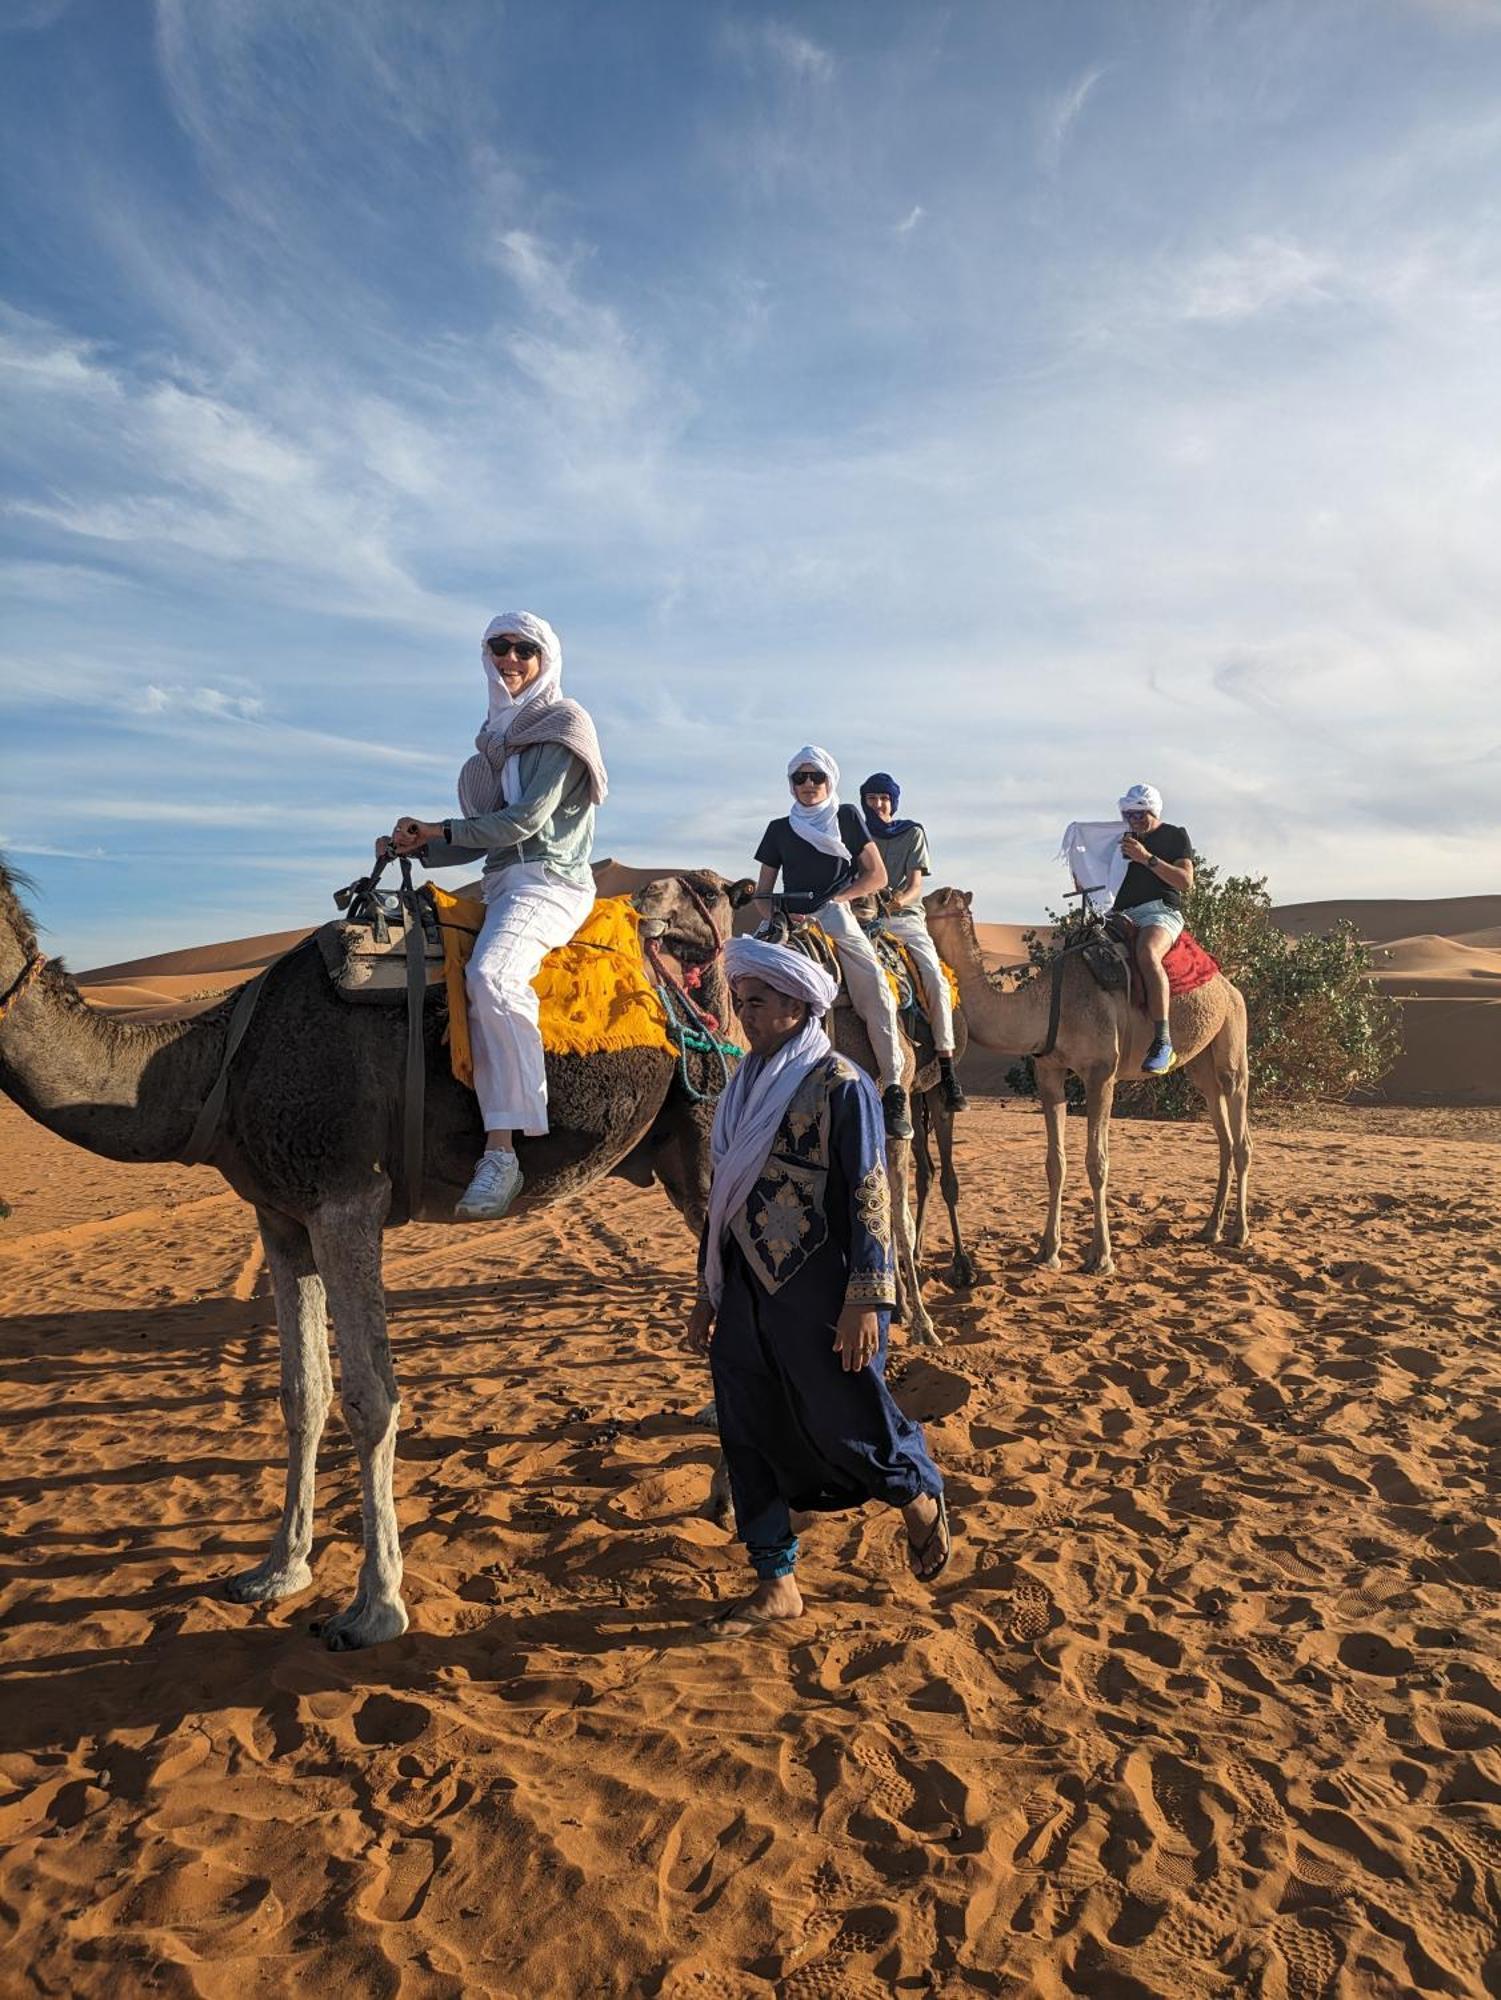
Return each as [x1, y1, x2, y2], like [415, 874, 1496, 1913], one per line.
[723, 936, 840, 1015]
[472, 612, 561, 809]
[786, 744, 847, 859]
[1118, 783, 1164, 819]
[704, 939, 837, 1306]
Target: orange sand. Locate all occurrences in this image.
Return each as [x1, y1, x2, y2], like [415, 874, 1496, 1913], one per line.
[2, 1095, 1499, 1996]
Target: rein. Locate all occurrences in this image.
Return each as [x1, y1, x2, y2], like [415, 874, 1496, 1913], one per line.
[640, 884, 742, 1104]
[0, 952, 46, 1024]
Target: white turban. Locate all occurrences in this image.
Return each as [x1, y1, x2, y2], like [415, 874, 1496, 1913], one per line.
[723, 936, 840, 1016]
[1118, 783, 1163, 818]
[481, 611, 563, 729]
[786, 743, 847, 858]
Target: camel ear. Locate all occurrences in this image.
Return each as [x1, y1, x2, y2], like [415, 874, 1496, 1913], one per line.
[727, 877, 758, 911]
[964, 890, 974, 909]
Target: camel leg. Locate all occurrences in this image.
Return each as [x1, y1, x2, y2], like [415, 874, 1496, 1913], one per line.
[1227, 1068, 1253, 1247]
[1035, 1063, 1067, 1270]
[306, 1188, 408, 1650]
[1188, 1052, 1233, 1243]
[224, 1207, 333, 1605]
[889, 1135, 938, 1348]
[1081, 1071, 1117, 1276]
[931, 1096, 975, 1288]
[647, 1091, 716, 1238]
[912, 1090, 935, 1263]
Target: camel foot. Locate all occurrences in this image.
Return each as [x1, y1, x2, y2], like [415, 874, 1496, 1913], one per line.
[224, 1558, 313, 1605]
[907, 1319, 943, 1349]
[949, 1252, 977, 1290]
[1199, 1220, 1225, 1244]
[1083, 1255, 1116, 1277]
[1034, 1250, 1062, 1272]
[315, 1591, 409, 1651]
[1226, 1226, 1251, 1250]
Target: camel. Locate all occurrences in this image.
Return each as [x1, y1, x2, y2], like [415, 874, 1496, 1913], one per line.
[924, 887, 1251, 1275]
[0, 858, 758, 1649]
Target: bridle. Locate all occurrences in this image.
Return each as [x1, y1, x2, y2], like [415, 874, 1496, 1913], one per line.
[0, 952, 46, 1024]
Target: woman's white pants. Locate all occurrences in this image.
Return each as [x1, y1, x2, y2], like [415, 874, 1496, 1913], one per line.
[466, 862, 596, 1135]
[816, 901, 905, 1088]
[882, 907, 957, 1055]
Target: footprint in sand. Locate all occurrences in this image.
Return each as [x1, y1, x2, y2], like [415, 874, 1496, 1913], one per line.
[1259, 1912, 1341, 2000]
[1004, 1582, 1054, 1643]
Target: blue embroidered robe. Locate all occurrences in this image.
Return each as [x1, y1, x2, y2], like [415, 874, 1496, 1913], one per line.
[704, 1053, 942, 1520]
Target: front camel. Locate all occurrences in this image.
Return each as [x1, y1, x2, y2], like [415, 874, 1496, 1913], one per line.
[0, 858, 747, 1648]
[924, 887, 1251, 1274]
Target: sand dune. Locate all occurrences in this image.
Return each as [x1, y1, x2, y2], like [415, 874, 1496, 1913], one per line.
[1272, 892, 1501, 945]
[2, 1097, 1499, 1995]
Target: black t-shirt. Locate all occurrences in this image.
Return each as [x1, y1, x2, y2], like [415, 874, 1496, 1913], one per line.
[1114, 822, 1192, 913]
[755, 805, 870, 899]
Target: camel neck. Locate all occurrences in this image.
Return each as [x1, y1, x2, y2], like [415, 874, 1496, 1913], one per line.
[0, 956, 230, 1164]
[932, 915, 1053, 1053]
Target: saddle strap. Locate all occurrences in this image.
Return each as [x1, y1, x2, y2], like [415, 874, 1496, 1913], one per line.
[180, 964, 273, 1164]
[400, 874, 427, 1223]
[1034, 950, 1065, 1060]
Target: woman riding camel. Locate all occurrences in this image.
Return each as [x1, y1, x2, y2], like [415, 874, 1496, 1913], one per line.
[384, 611, 607, 1220]
[752, 746, 912, 1140]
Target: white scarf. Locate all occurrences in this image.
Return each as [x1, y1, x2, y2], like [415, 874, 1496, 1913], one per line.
[703, 1013, 832, 1308]
[478, 611, 563, 806]
[1059, 820, 1130, 913]
[786, 743, 847, 859]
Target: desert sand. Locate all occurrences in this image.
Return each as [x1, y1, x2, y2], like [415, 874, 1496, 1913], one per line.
[3, 879, 1500, 1995]
[3, 1081, 1500, 1995]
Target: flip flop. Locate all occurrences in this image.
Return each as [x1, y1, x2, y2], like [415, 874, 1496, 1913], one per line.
[906, 1492, 952, 1584]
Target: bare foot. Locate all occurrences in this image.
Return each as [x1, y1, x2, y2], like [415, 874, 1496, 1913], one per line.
[700, 1573, 804, 1637]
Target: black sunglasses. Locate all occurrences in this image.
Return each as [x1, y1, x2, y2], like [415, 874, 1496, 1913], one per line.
[488, 637, 541, 663]
[791, 769, 827, 786]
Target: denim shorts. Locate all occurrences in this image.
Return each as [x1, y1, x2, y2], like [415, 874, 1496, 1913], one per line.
[1125, 898, 1185, 942]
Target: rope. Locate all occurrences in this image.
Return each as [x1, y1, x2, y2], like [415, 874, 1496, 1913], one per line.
[654, 976, 742, 1103]
[0, 952, 46, 1025]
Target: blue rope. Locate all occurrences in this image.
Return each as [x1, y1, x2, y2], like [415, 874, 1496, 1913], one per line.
[655, 979, 742, 1103]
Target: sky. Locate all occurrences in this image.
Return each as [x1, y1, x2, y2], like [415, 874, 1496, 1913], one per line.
[2, 0, 1499, 969]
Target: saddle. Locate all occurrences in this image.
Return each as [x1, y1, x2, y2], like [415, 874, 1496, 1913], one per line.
[774, 915, 950, 1061]
[317, 877, 446, 1002]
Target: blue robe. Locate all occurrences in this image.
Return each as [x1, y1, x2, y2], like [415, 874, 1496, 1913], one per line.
[704, 1052, 943, 1580]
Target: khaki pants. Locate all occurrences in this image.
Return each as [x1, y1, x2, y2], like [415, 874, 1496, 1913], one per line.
[817, 901, 905, 1089]
[882, 907, 957, 1055]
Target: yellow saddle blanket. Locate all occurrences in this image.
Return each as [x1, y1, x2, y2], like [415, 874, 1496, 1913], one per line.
[426, 887, 674, 1087]
[801, 923, 961, 1016]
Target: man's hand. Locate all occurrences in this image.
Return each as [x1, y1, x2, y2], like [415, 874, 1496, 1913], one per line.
[1120, 834, 1151, 864]
[833, 1304, 881, 1372]
[685, 1298, 715, 1355]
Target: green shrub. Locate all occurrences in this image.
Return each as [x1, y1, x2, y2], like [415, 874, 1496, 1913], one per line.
[1004, 859, 1401, 1118]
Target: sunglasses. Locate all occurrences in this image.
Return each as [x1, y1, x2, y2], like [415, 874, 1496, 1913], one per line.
[488, 637, 541, 663]
[1123, 810, 1153, 824]
[791, 770, 828, 786]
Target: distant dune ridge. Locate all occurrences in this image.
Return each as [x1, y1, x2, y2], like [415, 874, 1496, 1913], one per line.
[72, 869, 1501, 1106]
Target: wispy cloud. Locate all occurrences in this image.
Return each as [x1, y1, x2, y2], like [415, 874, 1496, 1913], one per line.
[1040, 64, 1106, 172]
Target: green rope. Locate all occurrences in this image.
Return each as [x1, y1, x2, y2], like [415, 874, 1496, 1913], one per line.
[655, 979, 742, 1102]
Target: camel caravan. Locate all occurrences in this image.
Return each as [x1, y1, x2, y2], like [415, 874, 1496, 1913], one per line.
[0, 611, 1251, 1646]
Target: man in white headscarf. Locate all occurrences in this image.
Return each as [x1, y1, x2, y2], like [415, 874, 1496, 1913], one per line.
[685, 936, 949, 1637]
[751, 746, 913, 1139]
[1111, 783, 1194, 1075]
[385, 611, 608, 1218]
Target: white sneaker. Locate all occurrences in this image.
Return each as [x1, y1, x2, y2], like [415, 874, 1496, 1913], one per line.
[455, 1149, 525, 1221]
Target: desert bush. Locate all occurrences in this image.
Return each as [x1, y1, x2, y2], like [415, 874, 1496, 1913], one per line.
[1005, 859, 1401, 1118]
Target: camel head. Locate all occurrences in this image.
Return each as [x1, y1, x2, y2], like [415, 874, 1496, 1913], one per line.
[923, 884, 974, 946]
[631, 871, 756, 1031]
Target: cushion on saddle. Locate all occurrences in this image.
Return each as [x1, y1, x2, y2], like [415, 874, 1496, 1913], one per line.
[426, 886, 674, 1086]
[1164, 928, 1220, 997]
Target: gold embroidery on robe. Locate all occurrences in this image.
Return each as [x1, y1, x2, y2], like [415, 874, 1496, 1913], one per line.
[854, 1163, 892, 1254]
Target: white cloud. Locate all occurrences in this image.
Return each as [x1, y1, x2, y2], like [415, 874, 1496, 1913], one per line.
[1040, 65, 1106, 173]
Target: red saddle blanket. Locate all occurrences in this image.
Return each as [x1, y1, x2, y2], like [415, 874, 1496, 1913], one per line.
[1163, 928, 1220, 997]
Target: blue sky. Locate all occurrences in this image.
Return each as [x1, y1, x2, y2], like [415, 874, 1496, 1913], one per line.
[2, 0, 1499, 968]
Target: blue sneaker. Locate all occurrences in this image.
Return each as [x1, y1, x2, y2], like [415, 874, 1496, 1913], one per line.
[1142, 1037, 1176, 1076]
